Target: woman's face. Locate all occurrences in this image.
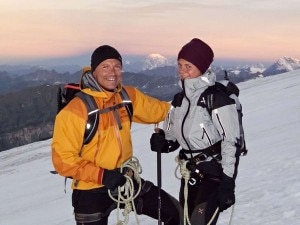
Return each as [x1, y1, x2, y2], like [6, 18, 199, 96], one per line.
[178, 58, 201, 80]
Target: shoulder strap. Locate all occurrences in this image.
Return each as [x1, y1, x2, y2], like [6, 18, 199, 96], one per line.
[76, 88, 133, 146]
[76, 92, 99, 146]
[171, 91, 184, 107]
[119, 87, 133, 123]
[198, 84, 235, 115]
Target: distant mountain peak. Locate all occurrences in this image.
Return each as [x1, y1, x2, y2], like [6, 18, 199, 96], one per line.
[263, 56, 300, 76]
[148, 53, 166, 58]
[143, 53, 169, 70]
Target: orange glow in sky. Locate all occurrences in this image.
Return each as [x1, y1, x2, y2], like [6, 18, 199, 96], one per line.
[1, 0, 300, 64]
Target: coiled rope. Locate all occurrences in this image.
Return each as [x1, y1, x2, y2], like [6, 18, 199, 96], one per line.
[108, 156, 142, 225]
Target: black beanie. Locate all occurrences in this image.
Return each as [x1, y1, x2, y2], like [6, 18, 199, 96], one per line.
[178, 38, 214, 74]
[91, 45, 122, 71]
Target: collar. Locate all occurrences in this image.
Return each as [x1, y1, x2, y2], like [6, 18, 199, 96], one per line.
[179, 70, 216, 98]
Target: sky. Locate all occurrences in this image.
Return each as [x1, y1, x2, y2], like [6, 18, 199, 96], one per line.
[1, 0, 300, 65]
[0, 70, 300, 224]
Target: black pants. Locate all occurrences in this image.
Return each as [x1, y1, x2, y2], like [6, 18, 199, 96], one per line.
[179, 161, 222, 225]
[72, 180, 182, 225]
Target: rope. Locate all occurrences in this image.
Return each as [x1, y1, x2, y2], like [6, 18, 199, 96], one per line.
[228, 204, 235, 225]
[108, 156, 142, 225]
[207, 207, 219, 225]
[175, 156, 192, 225]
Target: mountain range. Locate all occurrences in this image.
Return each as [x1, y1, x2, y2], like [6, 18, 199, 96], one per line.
[0, 55, 299, 151]
[1, 55, 299, 97]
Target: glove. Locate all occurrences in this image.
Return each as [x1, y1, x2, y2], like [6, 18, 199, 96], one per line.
[218, 173, 235, 212]
[150, 128, 168, 153]
[100, 169, 126, 190]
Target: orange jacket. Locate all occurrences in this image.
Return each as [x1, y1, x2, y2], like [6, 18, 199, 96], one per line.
[51, 84, 170, 190]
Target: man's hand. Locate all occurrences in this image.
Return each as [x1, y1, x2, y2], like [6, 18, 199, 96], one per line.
[100, 169, 126, 190]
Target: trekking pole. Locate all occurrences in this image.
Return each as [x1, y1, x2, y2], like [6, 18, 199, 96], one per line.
[154, 124, 162, 225]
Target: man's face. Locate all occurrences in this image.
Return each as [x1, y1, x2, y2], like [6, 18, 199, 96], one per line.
[93, 59, 122, 91]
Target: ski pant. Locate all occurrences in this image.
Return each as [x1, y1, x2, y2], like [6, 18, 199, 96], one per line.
[72, 179, 182, 225]
[179, 160, 222, 225]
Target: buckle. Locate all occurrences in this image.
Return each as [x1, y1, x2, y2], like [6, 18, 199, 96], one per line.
[189, 178, 197, 186]
[192, 153, 208, 163]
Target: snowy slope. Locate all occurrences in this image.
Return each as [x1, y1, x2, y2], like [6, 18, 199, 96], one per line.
[1, 70, 300, 225]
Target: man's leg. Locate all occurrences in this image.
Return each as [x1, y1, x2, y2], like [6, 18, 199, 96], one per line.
[72, 188, 115, 225]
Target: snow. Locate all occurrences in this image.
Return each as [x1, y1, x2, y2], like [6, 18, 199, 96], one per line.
[1, 70, 300, 225]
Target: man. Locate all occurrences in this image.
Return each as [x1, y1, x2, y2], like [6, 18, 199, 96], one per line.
[52, 45, 181, 225]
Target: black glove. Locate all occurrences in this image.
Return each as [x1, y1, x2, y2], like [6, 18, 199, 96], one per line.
[150, 128, 169, 153]
[102, 169, 126, 190]
[218, 173, 235, 212]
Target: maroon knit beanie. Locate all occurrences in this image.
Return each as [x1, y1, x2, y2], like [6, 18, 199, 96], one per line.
[177, 38, 214, 74]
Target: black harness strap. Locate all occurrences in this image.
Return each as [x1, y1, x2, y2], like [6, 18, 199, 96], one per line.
[180, 141, 222, 163]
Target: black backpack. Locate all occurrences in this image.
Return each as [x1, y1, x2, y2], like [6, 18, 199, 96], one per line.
[57, 83, 133, 145]
[172, 80, 247, 156]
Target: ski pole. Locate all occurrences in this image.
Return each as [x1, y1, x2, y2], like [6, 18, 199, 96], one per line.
[154, 124, 162, 225]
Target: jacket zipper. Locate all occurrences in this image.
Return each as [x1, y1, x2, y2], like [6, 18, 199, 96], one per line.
[214, 109, 226, 140]
[200, 123, 212, 145]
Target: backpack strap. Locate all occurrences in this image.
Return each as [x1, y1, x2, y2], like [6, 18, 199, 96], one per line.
[197, 84, 235, 115]
[171, 91, 184, 107]
[75, 92, 99, 146]
[76, 87, 133, 146]
[119, 88, 133, 124]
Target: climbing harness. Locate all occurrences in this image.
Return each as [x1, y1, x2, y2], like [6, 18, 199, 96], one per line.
[108, 156, 143, 225]
[175, 156, 221, 225]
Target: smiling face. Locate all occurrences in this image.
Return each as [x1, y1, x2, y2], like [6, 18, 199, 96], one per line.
[178, 58, 202, 80]
[92, 58, 122, 91]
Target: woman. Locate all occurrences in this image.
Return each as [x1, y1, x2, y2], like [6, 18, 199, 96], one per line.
[150, 38, 240, 224]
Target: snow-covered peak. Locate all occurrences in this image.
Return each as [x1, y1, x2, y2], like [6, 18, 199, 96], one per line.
[276, 56, 300, 71]
[264, 56, 300, 75]
[143, 53, 169, 70]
